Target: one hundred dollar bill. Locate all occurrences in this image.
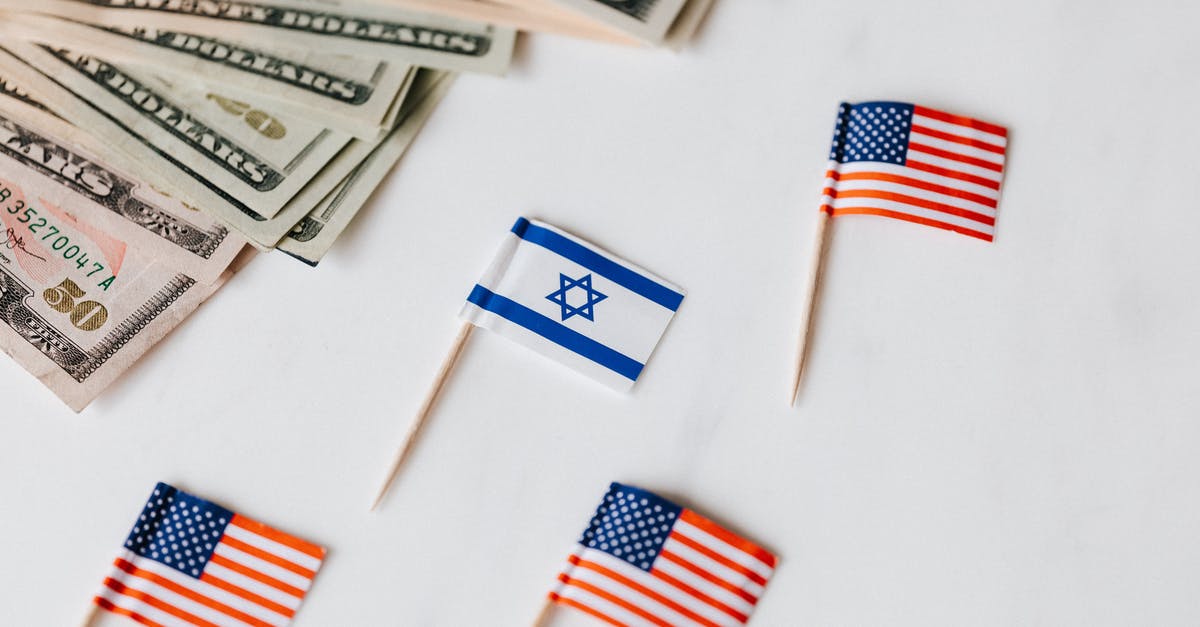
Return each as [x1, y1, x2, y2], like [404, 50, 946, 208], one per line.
[2, 10, 418, 140]
[0, 170, 239, 411]
[0, 43, 362, 247]
[279, 71, 455, 265]
[0, 80, 246, 284]
[6, 0, 516, 75]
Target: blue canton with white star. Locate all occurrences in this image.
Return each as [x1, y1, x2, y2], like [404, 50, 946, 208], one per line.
[546, 273, 607, 322]
[579, 483, 682, 572]
[123, 482, 232, 579]
[830, 101, 914, 165]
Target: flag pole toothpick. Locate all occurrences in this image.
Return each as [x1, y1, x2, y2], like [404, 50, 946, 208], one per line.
[532, 596, 556, 627]
[371, 322, 475, 511]
[790, 209, 833, 405]
[80, 602, 102, 627]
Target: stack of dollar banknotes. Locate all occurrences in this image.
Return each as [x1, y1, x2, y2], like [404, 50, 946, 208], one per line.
[0, 0, 711, 411]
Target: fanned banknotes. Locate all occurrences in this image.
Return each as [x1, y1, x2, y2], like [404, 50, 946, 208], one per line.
[0, 0, 717, 407]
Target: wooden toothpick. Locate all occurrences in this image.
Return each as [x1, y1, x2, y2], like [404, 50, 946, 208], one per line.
[370, 322, 475, 511]
[790, 209, 834, 405]
[80, 602, 102, 627]
[531, 596, 556, 627]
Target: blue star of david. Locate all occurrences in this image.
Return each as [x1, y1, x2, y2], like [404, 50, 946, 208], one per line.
[546, 273, 607, 322]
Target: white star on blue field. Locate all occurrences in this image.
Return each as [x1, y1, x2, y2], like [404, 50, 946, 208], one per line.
[547, 273, 608, 322]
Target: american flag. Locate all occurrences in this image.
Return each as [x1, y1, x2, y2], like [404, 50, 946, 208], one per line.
[92, 483, 325, 627]
[548, 483, 777, 626]
[822, 101, 1008, 241]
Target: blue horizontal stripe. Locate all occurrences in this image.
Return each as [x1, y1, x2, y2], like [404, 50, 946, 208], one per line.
[467, 285, 644, 382]
[511, 217, 683, 312]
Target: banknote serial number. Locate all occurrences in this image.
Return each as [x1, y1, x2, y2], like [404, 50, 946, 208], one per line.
[0, 185, 118, 292]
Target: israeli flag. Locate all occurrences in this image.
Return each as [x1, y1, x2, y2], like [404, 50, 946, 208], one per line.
[461, 217, 685, 391]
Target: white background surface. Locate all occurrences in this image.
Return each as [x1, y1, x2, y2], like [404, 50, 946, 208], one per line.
[4, 2, 1200, 625]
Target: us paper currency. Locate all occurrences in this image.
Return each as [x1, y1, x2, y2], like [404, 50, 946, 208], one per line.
[6, 0, 517, 76]
[506, 0, 688, 43]
[1, 11, 418, 140]
[0, 43, 358, 247]
[382, 0, 640, 45]
[2, 42, 353, 221]
[279, 71, 455, 265]
[0, 168, 236, 411]
[0, 84, 245, 284]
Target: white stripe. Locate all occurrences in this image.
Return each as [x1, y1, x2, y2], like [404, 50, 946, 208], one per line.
[833, 161, 1000, 200]
[828, 197, 995, 235]
[553, 585, 648, 626]
[829, 177, 997, 219]
[671, 519, 776, 581]
[653, 557, 757, 617]
[214, 542, 313, 591]
[903, 151, 1005, 183]
[909, 130, 1006, 165]
[223, 523, 323, 572]
[103, 567, 256, 627]
[203, 561, 303, 610]
[559, 559, 698, 625]
[112, 551, 291, 625]
[571, 547, 742, 625]
[912, 113, 1007, 147]
[460, 304, 637, 391]
[663, 537, 766, 599]
[96, 587, 192, 627]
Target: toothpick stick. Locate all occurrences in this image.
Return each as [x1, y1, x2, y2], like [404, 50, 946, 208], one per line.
[790, 209, 833, 405]
[531, 596, 556, 627]
[80, 601, 102, 627]
[370, 322, 475, 511]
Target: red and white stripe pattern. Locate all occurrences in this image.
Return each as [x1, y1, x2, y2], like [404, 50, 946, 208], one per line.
[823, 102, 1008, 241]
[95, 484, 324, 627]
[550, 484, 777, 626]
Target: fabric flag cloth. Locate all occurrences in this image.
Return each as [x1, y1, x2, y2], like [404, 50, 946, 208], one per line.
[548, 482, 778, 626]
[823, 101, 1009, 241]
[460, 217, 685, 391]
[92, 482, 325, 627]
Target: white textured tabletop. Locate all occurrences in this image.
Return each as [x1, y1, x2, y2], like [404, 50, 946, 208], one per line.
[5, 2, 1200, 625]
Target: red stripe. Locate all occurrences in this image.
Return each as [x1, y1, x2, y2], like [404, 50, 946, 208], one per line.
[221, 534, 318, 579]
[112, 558, 273, 627]
[200, 573, 296, 618]
[208, 553, 305, 598]
[102, 578, 218, 627]
[829, 207, 994, 241]
[823, 188, 995, 226]
[549, 592, 625, 627]
[567, 554, 721, 627]
[679, 509, 777, 569]
[908, 142, 1003, 173]
[669, 531, 769, 587]
[651, 565, 749, 622]
[94, 596, 164, 627]
[913, 105, 1007, 138]
[659, 550, 758, 605]
[826, 170, 997, 208]
[557, 573, 672, 626]
[906, 160, 1001, 191]
[911, 124, 1005, 154]
[230, 514, 326, 560]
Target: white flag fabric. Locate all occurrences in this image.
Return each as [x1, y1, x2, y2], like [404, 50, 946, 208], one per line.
[460, 217, 685, 391]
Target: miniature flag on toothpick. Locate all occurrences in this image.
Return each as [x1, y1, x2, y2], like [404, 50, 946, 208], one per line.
[537, 482, 778, 626]
[87, 482, 325, 627]
[790, 101, 1008, 404]
[461, 217, 685, 391]
[823, 102, 1008, 241]
[371, 218, 684, 511]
